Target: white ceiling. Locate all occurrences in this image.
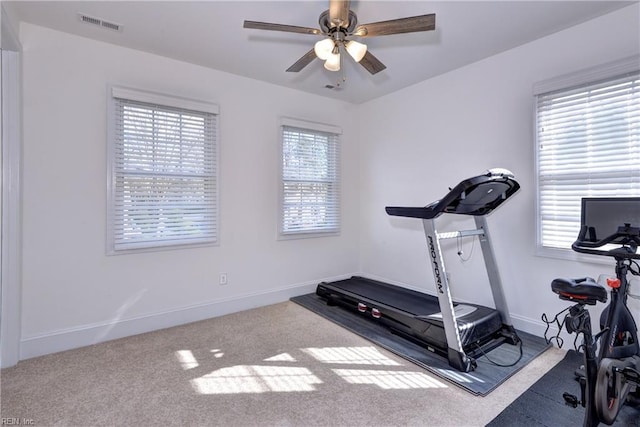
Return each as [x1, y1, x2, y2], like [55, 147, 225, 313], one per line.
[5, 1, 636, 103]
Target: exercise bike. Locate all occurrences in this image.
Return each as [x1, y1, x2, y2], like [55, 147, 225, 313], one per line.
[543, 198, 640, 426]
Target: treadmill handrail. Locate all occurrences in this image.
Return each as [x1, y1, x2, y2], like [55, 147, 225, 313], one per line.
[385, 206, 439, 220]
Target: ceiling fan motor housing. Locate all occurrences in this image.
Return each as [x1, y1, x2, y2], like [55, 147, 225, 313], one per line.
[319, 10, 358, 34]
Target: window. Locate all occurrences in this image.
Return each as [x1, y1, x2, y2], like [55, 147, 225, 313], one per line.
[107, 87, 218, 253]
[535, 57, 640, 255]
[279, 118, 341, 237]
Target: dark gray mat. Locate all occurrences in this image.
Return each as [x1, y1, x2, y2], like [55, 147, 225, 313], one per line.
[487, 349, 640, 426]
[291, 292, 550, 396]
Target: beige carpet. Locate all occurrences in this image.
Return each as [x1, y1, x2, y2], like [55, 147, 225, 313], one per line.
[0, 301, 565, 426]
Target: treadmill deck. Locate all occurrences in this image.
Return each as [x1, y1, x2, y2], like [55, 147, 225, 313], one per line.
[324, 276, 441, 315]
[316, 276, 505, 354]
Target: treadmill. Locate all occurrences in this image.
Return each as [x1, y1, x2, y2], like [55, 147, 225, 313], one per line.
[316, 169, 521, 372]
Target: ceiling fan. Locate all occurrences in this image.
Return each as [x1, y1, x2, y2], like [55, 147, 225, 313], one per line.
[243, 0, 435, 75]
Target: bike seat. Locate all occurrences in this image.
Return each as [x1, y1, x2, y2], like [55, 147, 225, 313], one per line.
[551, 277, 608, 305]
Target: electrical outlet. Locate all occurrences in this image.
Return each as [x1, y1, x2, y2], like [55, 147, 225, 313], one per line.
[219, 273, 228, 285]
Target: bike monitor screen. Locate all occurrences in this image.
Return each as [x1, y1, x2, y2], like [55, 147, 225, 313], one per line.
[581, 197, 640, 243]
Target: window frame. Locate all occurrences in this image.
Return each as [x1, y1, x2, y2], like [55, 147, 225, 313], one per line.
[106, 86, 220, 255]
[277, 117, 342, 239]
[534, 56, 640, 261]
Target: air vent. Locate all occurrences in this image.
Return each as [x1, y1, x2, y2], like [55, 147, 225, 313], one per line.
[78, 13, 122, 32]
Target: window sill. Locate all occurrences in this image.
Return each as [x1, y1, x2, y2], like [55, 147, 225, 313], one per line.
[107, 240, 218, 256]
[535, 245, 615, 266]
[278, 230, 340, 241]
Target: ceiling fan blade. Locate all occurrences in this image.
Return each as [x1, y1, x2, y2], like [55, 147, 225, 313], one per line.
[243, 20, 321, 35]
[286, 49, 318, 72]
[354, 13, 435, 37]
[359, 51, 386, 75]
[329, 0, 350, 28]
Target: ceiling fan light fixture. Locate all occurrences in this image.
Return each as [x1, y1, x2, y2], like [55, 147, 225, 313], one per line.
[345, 40, 367, 63]
[314, 38, 335, 60]
[324, 50, 341, 71]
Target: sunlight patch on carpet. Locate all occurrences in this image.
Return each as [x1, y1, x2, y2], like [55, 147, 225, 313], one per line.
[302, 346, 401, 366]
[191, 365, 322, 394]
[333, 369, 448, 390]
[175, 350, 199, 370]
[264, 353, 297, 362]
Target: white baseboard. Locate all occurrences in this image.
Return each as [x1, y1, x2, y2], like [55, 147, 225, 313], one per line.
[19, 275, 350, 361]
[510, 313, 550, 337]
[18, 273, 550, 361]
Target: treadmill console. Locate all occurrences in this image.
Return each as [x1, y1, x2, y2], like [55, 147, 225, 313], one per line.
[386, 168, 520, 219]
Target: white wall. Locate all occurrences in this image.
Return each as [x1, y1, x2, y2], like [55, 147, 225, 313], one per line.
[17, 3, 640, 360]
[1, 3, 24, 368]
[19, 23, 360, 358]
[357, 4, 640, 337]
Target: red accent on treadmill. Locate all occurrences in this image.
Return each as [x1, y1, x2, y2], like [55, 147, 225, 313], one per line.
[357, 302, 367, 312]
[606, 278, 621, 289]
[371, 308, 382, 319]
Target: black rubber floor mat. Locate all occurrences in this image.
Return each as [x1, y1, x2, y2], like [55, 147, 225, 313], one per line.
[487, 349, 640, 426]
[291, 292, 551, 396]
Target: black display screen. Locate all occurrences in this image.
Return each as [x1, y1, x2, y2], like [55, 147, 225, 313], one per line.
[581, 197, 640, 243]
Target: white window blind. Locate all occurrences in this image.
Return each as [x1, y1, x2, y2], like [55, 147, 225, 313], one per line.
[108, 88, 218, 253]
[280, 122, 340, 236]
[536, 68, 640, 251]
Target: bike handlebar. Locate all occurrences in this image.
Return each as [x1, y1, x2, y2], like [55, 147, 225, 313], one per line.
[571, 224, 640, 259]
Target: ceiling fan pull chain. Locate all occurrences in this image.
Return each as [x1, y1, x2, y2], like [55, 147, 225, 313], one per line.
[337, 48, 346, 88]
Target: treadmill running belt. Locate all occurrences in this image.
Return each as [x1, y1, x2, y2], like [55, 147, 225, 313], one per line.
[323, 277, 441, 315]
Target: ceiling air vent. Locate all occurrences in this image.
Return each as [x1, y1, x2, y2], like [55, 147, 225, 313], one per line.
[78, 13, 122, 32]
